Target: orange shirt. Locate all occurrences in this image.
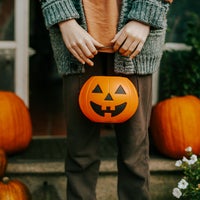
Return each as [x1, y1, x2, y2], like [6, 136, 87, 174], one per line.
[83, 0, 121, 53]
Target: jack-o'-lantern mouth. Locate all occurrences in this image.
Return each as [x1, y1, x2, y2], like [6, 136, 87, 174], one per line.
[90, 101, 127, 117]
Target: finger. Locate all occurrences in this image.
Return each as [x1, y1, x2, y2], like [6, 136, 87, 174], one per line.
[74, 46, 94, 66]
[92, 38, 104, 49]
[77, 52, 94, 66]
[113, 31, 127, 51]
[118, 36, 137, 54]
[79, 38, 102, 58]
[86, 41, 98, 57]
[85, 58, 94, 66]
[111, 29, 122, 43]
[67, 41, 87, 63]
[70, 48, 86, 65]
[70, 45, 94, 66]
[84, 38, 104, 57]
[122, 40, 139, 56]
[129, 42, 144, 59]
[74, 43, 94, 59]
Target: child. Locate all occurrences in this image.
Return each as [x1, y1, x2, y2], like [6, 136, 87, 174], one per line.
[40, 0, 172, 199]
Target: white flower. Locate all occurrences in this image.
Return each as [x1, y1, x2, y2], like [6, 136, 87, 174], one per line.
[182, 156, 190, 164]
[185, 146, 192, 152]
[175, 160, 183, 167]
[178, 179, 189, 189]
[182, 154, 198, 165]
[172, 187, 182, 198]
[189, 154, 198, 165]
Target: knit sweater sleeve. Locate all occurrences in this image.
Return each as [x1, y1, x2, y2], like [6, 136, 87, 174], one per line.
[128, 0, 169, 29]
[40, 0, 80, 29]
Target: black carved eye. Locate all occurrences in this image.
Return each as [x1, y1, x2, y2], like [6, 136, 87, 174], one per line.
[115, 85, 126, 94]
[92, 84, 103, 93]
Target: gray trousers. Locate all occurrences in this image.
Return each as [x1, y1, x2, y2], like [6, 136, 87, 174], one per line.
[63, 53, 152, 200]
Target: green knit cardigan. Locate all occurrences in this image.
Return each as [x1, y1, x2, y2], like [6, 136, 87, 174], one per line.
[40, 0, 170, 75]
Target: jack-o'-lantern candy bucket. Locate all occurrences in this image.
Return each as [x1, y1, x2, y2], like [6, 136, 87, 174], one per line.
[79, 76, 139, 123]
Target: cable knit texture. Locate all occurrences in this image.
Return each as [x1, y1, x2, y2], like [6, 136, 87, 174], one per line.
[40, 0, 169, 75]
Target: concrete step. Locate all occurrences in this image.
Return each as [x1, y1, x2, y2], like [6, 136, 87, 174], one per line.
[5, 136, 181, 200]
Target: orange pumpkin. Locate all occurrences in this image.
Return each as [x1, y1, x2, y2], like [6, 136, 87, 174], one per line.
[0, 149, 7, 178]
[0, 91, 32, 154]
[150, 95, 200, 159]
[0, 177, 31, 200]
[79, 76, 139, 123]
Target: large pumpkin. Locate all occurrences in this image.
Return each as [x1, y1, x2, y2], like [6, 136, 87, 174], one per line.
[0, 177, 31, 200]
[0, 149, 7, 178]
[79, 76, 139, 123]
[0, 91, 32, 154]
[150, 95, 200, 159]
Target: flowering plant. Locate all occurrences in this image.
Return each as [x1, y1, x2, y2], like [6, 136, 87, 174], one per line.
[172, 147, 200, 199]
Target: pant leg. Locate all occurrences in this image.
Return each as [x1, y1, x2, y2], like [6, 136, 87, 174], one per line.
[114, 75, 152, 200]
[63, 75, 101, 200]
[63, 54, 108, 200]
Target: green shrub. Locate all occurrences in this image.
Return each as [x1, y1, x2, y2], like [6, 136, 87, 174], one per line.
[159, 13, 200, 100]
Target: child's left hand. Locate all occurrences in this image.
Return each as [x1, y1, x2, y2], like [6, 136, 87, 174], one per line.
[111, 21, 150, 59]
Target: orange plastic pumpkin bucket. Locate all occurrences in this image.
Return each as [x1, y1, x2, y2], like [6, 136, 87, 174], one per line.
[79, 76, 139, 123]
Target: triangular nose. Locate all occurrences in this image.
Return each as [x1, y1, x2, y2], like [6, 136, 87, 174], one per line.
[104, 93, 113, 101]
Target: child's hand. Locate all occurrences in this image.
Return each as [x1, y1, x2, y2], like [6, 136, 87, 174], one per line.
[59, 19, 103, 66]
[164, 0, 173, 4]
[112, 21, 150, 59]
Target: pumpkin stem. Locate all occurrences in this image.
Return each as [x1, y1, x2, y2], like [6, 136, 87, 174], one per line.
[2, 176, 10, 184]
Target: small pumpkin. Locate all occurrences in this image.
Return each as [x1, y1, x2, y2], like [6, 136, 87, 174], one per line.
[0, 149, 7, 178]
[0, 91, 32, 154]
[0, 177, 31, 200]
[79, 76, 139, 123]
[150, 95, 200, 159]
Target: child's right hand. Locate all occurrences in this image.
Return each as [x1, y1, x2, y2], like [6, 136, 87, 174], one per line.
[59, 19, 104, 66]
